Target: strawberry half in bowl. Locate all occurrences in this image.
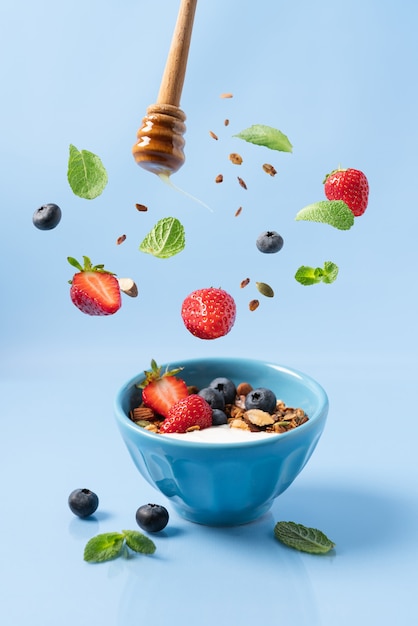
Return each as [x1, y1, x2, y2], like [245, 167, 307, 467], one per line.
[114, 357, 328, 526]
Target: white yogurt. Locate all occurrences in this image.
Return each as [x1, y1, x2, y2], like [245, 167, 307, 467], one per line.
[163, 424, 280, 443]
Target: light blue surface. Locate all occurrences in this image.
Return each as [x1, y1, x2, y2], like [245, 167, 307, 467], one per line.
[115, 358, 328, 525]
[1, 0, 418, 624]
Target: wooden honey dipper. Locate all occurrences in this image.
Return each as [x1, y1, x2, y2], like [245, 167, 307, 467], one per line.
[132, 0, 198, 177]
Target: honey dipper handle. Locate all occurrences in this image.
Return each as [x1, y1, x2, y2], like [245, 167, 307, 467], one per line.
[156, 0, 198, 107]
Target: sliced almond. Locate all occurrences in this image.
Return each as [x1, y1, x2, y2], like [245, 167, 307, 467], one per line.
[118, 278, 138, 298]
[245, 409, 275, 427]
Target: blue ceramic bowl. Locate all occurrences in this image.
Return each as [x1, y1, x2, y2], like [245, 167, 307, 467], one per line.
[114, 357, 328, 526]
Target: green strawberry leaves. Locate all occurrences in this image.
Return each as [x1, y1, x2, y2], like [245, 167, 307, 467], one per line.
[274, 521, 335, 554]
[84, 530, 156, 563]
[295, 261, 339, 286]
[139, 217, 185, 259]
[234, 125, 293, 153]
[295, 200, 354, 230]
[67, 144, 108, 199]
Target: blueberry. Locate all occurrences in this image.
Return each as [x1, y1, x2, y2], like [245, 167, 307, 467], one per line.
[136, 504, 169, 533]
[198, 387, 225, 410]
[244, 388, 277, 413]
[32, 203, 62, 230]
[256, 231, 284, 254]
[68, 488, 99, 518]
[212, 408, 228, 426]
[209, 377, 237, 405]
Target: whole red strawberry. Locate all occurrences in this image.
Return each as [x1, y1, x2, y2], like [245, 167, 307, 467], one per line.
[324, 168, 369, 217]
[160, 395, 213, 434]
[68, 256, 121, 316]
[139, 360, 189, 418]
[181, 287, 236, 340]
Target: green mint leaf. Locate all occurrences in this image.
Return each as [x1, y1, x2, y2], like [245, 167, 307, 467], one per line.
[295, 262, 339, 286]
[67, 144, 108, 199]
[122, 530, 156, 555]
[84, 532, 124, 563]
[294, 266, 321, 286]
[139, 217, 185, 259]
[295, 200, 354, 230]
[233, 125, 292, 153]
[274, 521, 335, 554]
[322, 261, 339, 284]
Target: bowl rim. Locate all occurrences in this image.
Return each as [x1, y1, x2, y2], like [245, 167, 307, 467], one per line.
[114, 357, 329, 450]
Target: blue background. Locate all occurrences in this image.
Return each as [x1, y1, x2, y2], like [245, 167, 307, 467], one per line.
[1, 1, 417, 624]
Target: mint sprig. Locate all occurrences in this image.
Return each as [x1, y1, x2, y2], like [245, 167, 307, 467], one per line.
[233, 125, 292, 153]
[84, 530, 156, 563]
[67, 144, 108, 199]
[295, 200, 354, 230]
[295, 261, 339, 285]
[139, 217, 185, 259]
[274, 521, 335, 554]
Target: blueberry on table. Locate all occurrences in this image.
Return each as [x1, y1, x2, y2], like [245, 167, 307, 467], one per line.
[256, 231, 284, 253]
[209, 377, 237, 405]
[68, 488, 99, 518]
[244, 388, 277, 413]
[32, 203, 62, 230]
[136, 504, 169, 533]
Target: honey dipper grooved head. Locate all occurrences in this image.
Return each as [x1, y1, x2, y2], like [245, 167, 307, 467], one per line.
[132, 104, 186, 177]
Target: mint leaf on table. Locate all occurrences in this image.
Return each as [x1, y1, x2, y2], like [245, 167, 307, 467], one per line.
[295, 200, 354, 230]
[233, 125, 292, 153]
[83, 530, 156, 563]
[139, 217, 185, 258]
[122, 530, 156, 555]
[67, 144, 108, 199]
[84, 532, 125, 563]
[274, 521, 335, 554]
[295, 261, 339, 286]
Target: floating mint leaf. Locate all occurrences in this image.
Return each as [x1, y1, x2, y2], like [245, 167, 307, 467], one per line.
[67, 144, 108, 199]
[295, 200, 354, 230]
[139, 217, 185, 259]
[84, 532, 124, 563]
[294, 266, 322, 286]
[322, 261, 339, 284]
[295, 263, 337, 286]
[122, 531, 156, 555]
[233, 125, 292, 153]
[295, 262, 339, 286]
[274, 521, 335, 554]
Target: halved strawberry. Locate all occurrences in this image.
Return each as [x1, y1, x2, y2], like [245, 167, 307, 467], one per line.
[160, 395, 213, 434]
[68, 256, 122, 316]
[139, 360, 189, 418]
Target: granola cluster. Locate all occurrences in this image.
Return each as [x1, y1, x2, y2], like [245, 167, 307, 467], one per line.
[129, 382, 308, 435]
